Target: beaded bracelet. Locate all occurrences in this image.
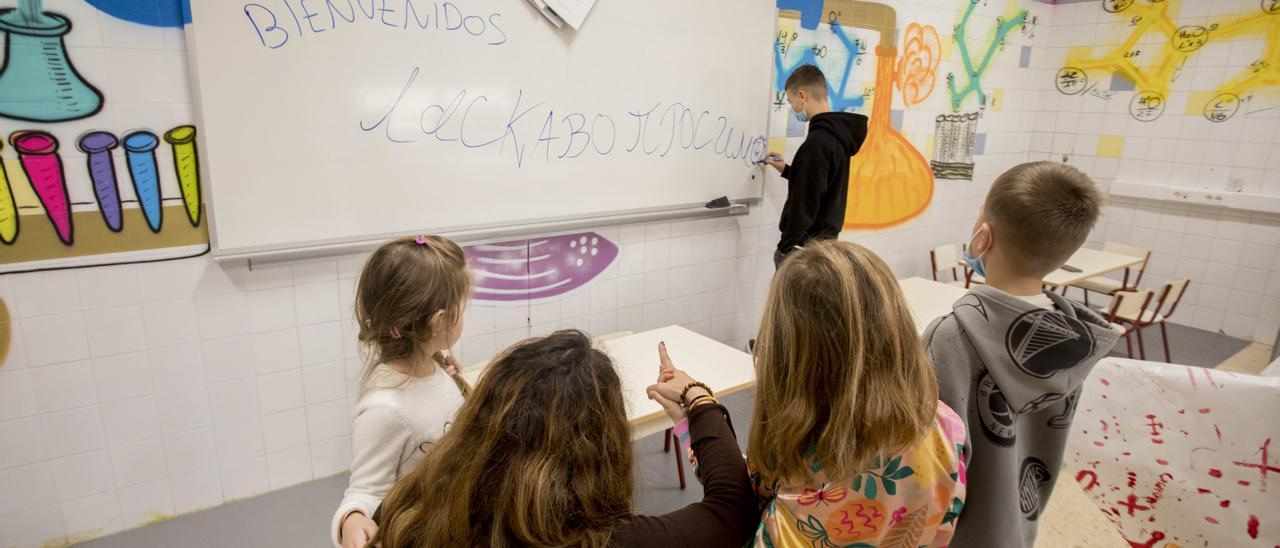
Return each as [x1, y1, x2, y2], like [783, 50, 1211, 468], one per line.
[679, 381, 714, 407]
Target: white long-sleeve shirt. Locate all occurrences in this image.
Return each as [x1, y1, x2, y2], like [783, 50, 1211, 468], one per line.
[330, 364, 464, 546]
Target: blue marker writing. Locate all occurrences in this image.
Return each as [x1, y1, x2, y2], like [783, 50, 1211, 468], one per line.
[123, 130, 162, 233]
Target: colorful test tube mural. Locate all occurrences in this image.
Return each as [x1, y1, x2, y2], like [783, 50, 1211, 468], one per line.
[77, 131, 123, 232]
[10, 131, 72, 245]
[163, 125, 201, 227]
[0, 140, 16, 244]
[123, 130, 162, 233]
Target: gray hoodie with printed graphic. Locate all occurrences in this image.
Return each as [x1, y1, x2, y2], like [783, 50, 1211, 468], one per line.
[923, 285, 1120, 548]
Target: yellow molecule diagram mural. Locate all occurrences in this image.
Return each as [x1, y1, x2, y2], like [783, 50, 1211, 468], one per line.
[1058, 0, 1280, 123]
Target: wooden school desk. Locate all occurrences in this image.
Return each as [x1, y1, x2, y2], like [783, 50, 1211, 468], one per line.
[898, 277, 969, 335]
[1042, 247, 1145, 288]
[462, 325, 756, 440]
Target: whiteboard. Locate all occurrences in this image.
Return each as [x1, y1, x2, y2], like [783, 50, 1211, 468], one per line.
[185, 0, 775, 257]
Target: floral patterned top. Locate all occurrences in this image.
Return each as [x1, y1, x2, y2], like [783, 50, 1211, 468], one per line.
[750, 401, 969, 548]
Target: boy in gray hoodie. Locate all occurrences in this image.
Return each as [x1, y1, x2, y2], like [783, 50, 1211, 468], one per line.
[924, 161, 1119, 548]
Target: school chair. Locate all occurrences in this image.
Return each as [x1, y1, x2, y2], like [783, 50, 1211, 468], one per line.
[662, 428, 687, 489]
[1066, 242, 1151, 306]
[930, 244, 984, 288]
[1102, 289, 1154, 360]
[1104, 278, 1190, 363]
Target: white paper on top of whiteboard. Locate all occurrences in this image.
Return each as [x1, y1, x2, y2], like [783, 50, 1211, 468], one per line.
[526, 0, 565, 28]
[544, 0, 597, 30]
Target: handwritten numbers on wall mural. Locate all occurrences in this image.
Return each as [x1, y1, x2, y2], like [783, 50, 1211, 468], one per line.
[1056, 67, 1088, 95]
[1129, 91, 1166, 122]
[1204, 93, 1241, 123]
[1173, 25, 1210, 53]
[1104, 0, 1135, 13]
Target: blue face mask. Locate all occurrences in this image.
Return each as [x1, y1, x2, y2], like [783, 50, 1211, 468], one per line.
[793, 109, 809, 123]
[962, 231, 987, 279]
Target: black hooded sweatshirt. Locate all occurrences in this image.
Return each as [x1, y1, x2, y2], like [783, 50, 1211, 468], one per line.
[777, 112, 868, 256]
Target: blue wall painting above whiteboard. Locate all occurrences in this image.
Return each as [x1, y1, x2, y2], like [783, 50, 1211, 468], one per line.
[85, 0, 191, 27]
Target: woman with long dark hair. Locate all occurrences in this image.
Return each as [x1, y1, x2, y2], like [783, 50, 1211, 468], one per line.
[372, 329, 757, 547]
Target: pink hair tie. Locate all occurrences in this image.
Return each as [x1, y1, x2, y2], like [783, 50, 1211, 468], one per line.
[415, 234, 428, 245]
[390, 327, 402, 340]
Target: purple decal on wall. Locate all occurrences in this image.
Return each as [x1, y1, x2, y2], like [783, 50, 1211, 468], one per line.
[467, 232, 618, 302]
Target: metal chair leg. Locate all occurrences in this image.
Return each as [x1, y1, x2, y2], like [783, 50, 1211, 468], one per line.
[1124, 331, 1134, 358]
[672, 430, 686, 489]
[1159, 322, 1171, 363]
[663, 427, 671, 453]
[1136, 326, 1147, 360]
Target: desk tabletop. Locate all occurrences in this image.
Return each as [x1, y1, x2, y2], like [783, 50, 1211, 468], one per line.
[898, 277, 968, 335]
[601, 325, 756, 439]
[462, 325, 756, 440]
[1044, 247, 1144, 287]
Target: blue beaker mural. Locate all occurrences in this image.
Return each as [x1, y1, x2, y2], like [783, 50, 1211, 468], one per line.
[0, 0, 104, 122]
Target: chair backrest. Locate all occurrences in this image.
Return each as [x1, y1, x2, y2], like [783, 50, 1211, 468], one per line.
[1103, 242, 1152, 287]
[931, 244, 960, 281]
[1154, 278, 1190, 318]
[1107, 289, 1154, 322]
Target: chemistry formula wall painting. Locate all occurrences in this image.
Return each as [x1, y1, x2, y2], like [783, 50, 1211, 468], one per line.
[0, 0, 208, 274]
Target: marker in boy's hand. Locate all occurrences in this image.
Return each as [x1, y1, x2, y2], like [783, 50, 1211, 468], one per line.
[762, 151, 786, 174]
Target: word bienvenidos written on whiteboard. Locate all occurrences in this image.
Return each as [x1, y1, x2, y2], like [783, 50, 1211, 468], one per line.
[360, 67, 769, 169]
[243, 0, 509, 49]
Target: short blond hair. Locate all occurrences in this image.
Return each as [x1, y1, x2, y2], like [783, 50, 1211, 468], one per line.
[983, 161, 1103, 278]
[749, 241, 937, 485]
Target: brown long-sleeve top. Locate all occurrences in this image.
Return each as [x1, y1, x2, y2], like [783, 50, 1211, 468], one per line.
[608, 403, 758, 547]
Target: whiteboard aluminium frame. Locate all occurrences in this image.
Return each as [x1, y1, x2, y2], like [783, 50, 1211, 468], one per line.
[214, 199, 758, 268]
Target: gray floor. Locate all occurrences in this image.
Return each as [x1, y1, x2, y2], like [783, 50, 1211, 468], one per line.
[76, 391, 758, 548]
[75, 322, 1248, 548]
[1104, 321, 1250, 368]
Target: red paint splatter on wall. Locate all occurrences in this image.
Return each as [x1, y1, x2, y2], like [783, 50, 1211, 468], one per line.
[1232, 438, 1277, 493]
[1156, 459, 1168, 466]
[1127, 531, 1164, 548]
[1119, 494, 1151, 516]
[1219, 500, 1230, 508]
[1198, 408, 1210, 414]
[1206, 516, 1220, 525]
[1203, 368, 1220, 388]
[1145, 414, 1164, 444]
[1248, 514, 1259, 539]
[1209, 469, 1223, 478]
[1076, 469, 1100, 492]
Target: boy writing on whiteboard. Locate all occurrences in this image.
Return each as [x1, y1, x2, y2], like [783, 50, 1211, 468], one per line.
[763, 65, 867, 268]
